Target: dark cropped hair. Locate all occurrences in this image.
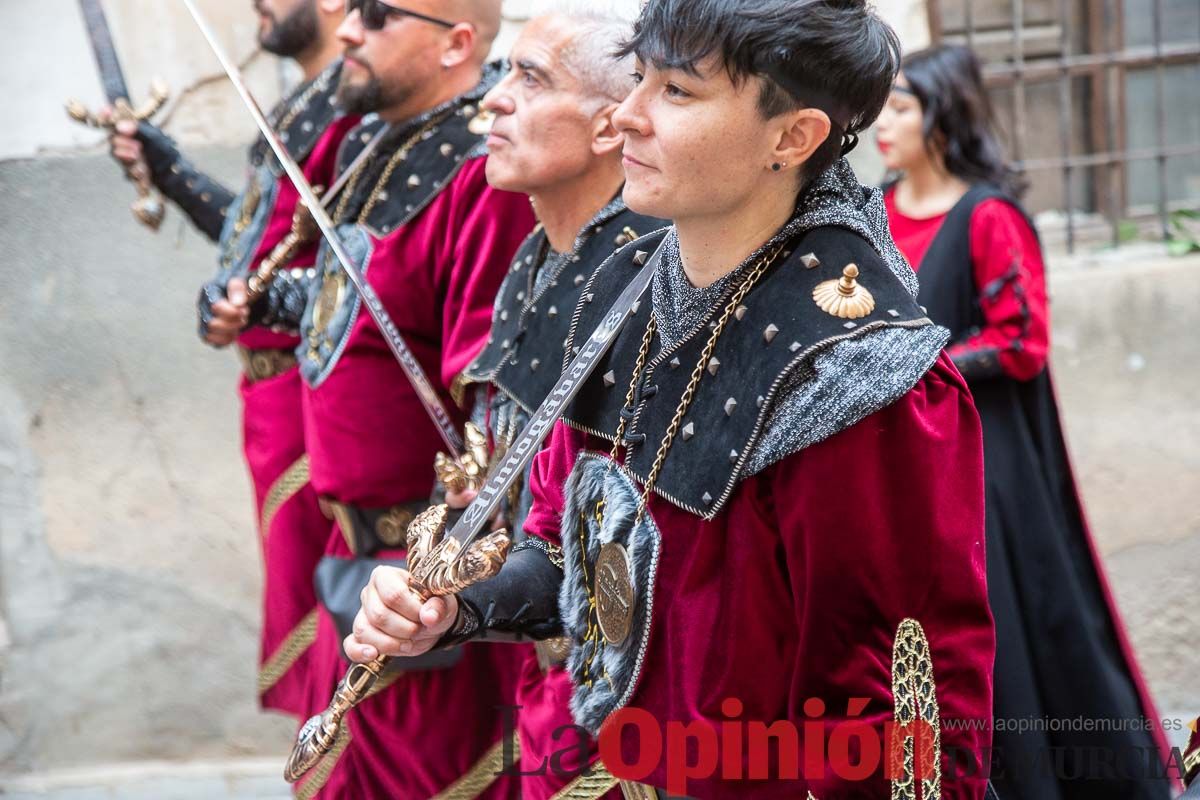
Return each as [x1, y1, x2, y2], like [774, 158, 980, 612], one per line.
[617, 0, 901, 182]
[900, 44, 1027, 197]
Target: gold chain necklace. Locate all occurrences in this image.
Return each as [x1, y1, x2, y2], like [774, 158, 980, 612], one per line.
[333, 110, 455, 225]
[610, 243, 788, 523]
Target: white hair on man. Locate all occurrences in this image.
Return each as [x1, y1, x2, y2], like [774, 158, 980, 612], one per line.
[528, 0, 640, 108]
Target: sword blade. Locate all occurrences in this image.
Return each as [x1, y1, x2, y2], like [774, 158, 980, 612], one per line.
[180, 0, 464, 457]
[78, 0, 131, 103]
[447, 243, 664, 553]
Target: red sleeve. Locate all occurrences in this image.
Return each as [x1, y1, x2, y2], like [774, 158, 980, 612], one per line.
[775, 353, 995, 799]
[522, 421, 589, 546]
[436, 157, 536, 387]
[948, 198, 1049, 381]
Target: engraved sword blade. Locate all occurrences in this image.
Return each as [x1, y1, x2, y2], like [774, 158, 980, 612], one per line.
[283, 241, 663, 783]
[180, 0, 464, 456]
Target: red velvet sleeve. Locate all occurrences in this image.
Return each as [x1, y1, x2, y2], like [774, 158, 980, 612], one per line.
[436, 157, 537, 387]
[773, 354, 995, 799]
[522, 421, 588, 546]
[948, 198, 1049, 381]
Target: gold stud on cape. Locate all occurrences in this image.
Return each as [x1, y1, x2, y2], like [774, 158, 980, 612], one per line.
[734, 304, 748, 321]
[813, 263, 875, 319]
[800, 252, 821, 269]
[467, 108, 494, 134]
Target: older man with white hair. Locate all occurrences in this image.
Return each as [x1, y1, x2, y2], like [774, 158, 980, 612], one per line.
[344, 3, 662, 797]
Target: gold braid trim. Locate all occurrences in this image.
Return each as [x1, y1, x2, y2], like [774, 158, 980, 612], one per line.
[295, 724, 352, 800]
[890, 618, 942, 800]
[260, 454, 311, 537]
[258, 608, 319, 694]
[430, 733, 518, 800]
[548, 760, 621, 799]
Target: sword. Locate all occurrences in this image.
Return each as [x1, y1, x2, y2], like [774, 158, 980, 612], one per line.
[284, 243, 664, 782]
[66, 0, 169, 230]
[180, 0, 466, 457]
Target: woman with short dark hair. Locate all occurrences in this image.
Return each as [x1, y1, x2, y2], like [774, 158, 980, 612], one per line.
[877, 43, 1172, 800]
[349, 3, 997, 796]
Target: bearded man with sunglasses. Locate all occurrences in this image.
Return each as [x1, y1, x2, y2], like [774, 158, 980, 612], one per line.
[219, 0, 536, 796]
[105, 0, 356, 721]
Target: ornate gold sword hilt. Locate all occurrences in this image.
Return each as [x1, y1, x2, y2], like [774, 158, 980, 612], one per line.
[65, 79, 170, 231]
[245, 187, 324, 305]
[283, 504, 512, 783]
[433, 421, 490, 496]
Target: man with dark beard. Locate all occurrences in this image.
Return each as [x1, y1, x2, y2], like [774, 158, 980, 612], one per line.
[220, 0, 536, 796]
[105, 0, 356, 720]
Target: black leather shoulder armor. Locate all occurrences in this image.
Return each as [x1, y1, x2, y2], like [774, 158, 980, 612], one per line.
[461, 204, 667, 414]
[562, 225, 935, 518]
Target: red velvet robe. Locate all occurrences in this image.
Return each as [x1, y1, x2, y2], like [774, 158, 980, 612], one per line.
[524, 354, 996, 799]
[234, 113, 360, 717]
[296, 155, 537, 799]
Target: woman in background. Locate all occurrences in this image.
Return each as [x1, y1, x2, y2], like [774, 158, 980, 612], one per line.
[876, 43, 1173, 800]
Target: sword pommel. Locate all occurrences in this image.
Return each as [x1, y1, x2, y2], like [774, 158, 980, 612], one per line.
[66, 78, 171, 231]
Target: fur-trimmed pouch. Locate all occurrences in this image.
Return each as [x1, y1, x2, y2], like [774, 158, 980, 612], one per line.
[559, 452, 662, 735]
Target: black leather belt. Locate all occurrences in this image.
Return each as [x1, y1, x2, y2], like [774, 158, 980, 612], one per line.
[319, 497, 424, 556]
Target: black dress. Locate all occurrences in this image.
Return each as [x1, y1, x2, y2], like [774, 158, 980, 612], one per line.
[907, 184, 1173, 800]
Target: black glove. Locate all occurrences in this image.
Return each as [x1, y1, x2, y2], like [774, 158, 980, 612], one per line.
[138, 122, 236, 242]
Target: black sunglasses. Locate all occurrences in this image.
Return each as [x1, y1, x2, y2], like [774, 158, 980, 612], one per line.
[346, 0, 457, 31]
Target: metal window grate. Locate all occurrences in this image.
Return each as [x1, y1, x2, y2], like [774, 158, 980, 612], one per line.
[928, 0, 1200, 252]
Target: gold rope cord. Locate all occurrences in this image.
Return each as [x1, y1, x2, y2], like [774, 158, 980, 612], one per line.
[257, 608, 319, 695]
[430, 733, 519, 800]
[548, 759, 622, 799]
[260, 454, 311, 536]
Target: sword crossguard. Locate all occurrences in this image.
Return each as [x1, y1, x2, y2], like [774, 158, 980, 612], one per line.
[245, 186, 325, 304]
[433, 422, 490, 495]
[284, 504, 511, 783]
[66, 78, 170, 231]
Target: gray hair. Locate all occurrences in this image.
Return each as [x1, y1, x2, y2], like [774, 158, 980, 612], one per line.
[527, 0, 639, 107]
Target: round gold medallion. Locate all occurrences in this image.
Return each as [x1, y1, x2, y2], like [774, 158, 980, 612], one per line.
[594, 542, 635, 646]
[312, 271, 346, 334]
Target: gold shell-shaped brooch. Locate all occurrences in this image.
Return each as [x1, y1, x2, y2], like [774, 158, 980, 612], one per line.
[812, 263, 875, 319]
